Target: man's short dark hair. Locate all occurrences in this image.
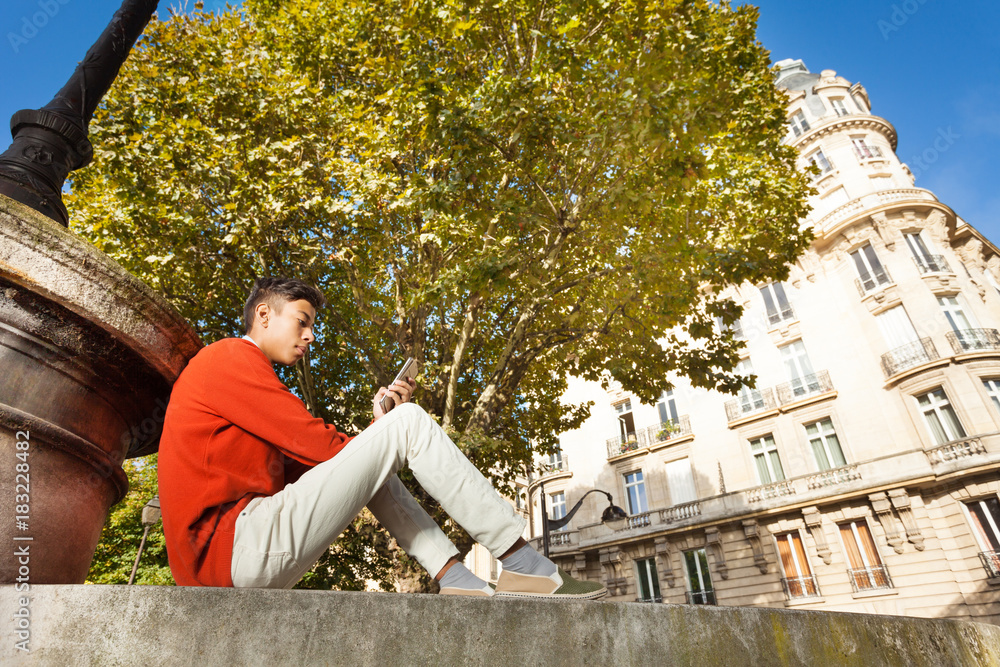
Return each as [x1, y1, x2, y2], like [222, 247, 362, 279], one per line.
[243, 277, 327, 334]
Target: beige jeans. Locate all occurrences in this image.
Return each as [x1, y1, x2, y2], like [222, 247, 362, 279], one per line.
[230, 403, 526, 588]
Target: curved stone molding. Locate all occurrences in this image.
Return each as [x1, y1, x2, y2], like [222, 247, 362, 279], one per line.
[0, 195, 201, 384]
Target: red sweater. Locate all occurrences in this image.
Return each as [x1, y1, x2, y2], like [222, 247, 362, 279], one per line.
[158, 338, 351, 586]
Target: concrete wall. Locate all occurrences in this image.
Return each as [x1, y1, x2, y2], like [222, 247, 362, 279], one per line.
[3, 585, 1000, 666]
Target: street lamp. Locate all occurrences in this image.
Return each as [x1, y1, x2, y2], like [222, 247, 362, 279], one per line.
[539, 484, 628, 558]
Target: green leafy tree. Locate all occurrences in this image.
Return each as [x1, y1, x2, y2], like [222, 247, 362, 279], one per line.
[87, 455, 173, 585]
[70, 0, 812, 589]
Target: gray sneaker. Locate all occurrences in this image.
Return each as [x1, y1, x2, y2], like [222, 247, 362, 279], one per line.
[493, 567, 607, 600]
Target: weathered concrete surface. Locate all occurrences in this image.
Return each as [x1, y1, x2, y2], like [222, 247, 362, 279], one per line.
[3, 585, 999, 666]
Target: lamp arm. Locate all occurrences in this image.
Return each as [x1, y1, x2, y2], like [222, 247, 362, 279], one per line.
[548, 489, 612, 531]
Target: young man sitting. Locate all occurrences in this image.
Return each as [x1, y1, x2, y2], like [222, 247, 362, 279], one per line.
[158, 277, 606, 599]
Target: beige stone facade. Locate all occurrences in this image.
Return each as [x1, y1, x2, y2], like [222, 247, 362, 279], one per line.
[467, 60, 1000, 624]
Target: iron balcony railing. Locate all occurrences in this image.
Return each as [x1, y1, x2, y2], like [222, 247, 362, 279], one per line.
[979, 551, 1000, 578]
[880, 337, 939, 378]
[645, 415, 692, 446]
[852, 144, 884, 160]
[781, 575, 821, 600]
[913, 254, 951, 275]
[854, 267, 892, 296]
[847, 565, 893, 593]
[775, 370, 834, 405]
[606, 430, 649, 457]
[946, 328, 1000, 355]
[685, 590, 716, 605]
[724, 387, 777, 422]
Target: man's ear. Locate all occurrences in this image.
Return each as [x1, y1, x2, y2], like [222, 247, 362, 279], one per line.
[254, 302, 271, 330]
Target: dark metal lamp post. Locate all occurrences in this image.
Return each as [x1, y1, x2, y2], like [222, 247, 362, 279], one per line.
[540, 485, 628, 558]
[0, 0, 159, 226]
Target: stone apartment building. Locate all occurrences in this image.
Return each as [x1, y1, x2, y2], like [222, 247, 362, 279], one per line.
[465, 60, 1000, 624]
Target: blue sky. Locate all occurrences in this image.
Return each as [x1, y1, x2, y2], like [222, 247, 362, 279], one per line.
[1, 1, 998, 245]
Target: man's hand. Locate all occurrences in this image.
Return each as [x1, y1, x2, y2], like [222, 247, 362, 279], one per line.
[373, 377, 416, 420]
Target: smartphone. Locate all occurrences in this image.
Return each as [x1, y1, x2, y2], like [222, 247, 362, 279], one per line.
[379, 357, 418, 414]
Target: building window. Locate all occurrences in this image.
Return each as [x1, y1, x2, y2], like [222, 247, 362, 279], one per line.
[490, 555, 499, 581]
[750, 434, 785, 484]
[549, 491, 567, 531]
[635, 557, 662, 602]
[830, 97, 850, 117]
[760, 282, 795, 325]
[938, 295, 977, 334]
[965, 498, 1000, 577]
[684, 548, 715, 605]
[789, 111, 810, 137]
[905, 232, 949, 274]
[614, 399, 636, 444]
[805, 148, 833, 178]
[916, 388, 967, 445]
[624, 471, 648, 515]
[665, 457, 698, 505]
[736, 358, 765, 414]
[805, 418, 847, 470]
[984, 379, 1000, 415]
[850, 243, 891, 293]
[776, 531, 820, 599]
[715, 314, 746, 341]
[875, 305, 920, 350]
[657, 389, 680, 426]
[851, 136, 883, 160]
[779, 339, 819, 398]
[851, 94, 868, 113]
[839, 520, 892, 592]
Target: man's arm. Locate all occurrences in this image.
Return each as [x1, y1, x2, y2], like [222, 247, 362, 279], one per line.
[200, 340, 351, 465]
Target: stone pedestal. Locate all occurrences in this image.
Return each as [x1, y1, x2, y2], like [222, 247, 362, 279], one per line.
[0, 193, 201, 583]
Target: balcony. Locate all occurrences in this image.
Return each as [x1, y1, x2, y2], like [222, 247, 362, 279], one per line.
[539, 455, 569, 476]
[660, 501, 702, 524]
[724, 387, 778, 422]
[644, 416, 692, 447]
[946, 328, 1000, 355]
[853, 144, 884, 161]
[781, 575, 821, 600]
[625, 512, 652, 530]
[776, 370, 834, 406]
[766, 304, 796, 327]
[685, 590, 716, 605]
[805, 464, 862, 491]
[913, 254, 951, 275]
[744, 480, 796, 504]
[550, 531, 575, 547]
[854, 267, 892, 296]
[636, 596, 663, 603]
[880, 337, 939, 378]
[847, 565, 893, 593]
[606, 431, 649, 458]
[926, 437, 986, 466]
[979, 551, 1000, 578]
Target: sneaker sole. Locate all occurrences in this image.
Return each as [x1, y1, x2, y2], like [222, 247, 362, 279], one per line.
[493, 587, 608, 600]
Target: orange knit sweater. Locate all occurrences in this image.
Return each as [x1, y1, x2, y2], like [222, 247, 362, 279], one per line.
[158, 338, 351, 586]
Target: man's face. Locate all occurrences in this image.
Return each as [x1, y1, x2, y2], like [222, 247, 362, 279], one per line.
[253, 298, 317, 365]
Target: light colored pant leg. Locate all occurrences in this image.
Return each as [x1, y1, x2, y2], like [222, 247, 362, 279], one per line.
[231, 403, 526, 588]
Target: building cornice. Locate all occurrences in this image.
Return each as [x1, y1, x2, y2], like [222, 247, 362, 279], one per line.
[789, 115, 898, 152]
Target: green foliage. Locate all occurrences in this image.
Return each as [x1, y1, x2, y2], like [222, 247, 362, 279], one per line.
[87, 455, 173, 586]
[70, 0, 813, 589]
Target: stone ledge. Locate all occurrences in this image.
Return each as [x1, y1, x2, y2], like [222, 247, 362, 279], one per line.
[3, 585, 1000, 666]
